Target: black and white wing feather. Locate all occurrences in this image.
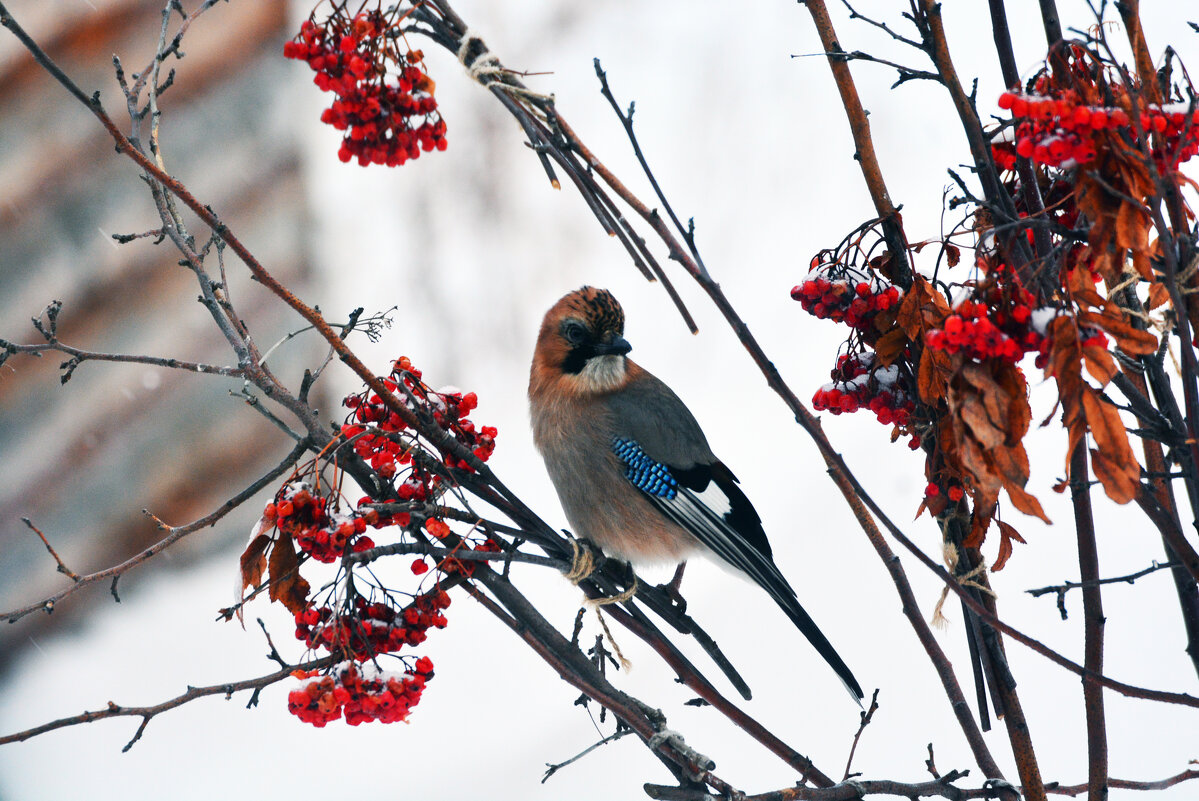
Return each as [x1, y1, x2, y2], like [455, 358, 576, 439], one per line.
[611, 436, 864, 703]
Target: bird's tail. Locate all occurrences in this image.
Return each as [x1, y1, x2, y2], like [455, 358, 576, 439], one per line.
[771, 585, 865, 706]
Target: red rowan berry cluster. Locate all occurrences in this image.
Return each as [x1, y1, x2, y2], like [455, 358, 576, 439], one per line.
[791, 261, 902, 330]
[342, 356, 498, 485]
[295, 588, 451, 660]
[925, 298, 1040, 364]
[993, 88, 1199, 170]
[265, 482, 376, 564]
[288, 659, 434, 727]
[284, 8, 446, 167]
[812, 353, 919, 443]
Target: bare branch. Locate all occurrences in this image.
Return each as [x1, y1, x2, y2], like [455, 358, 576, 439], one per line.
[0, 655, 337, 749]
[2, 439, 310, 623]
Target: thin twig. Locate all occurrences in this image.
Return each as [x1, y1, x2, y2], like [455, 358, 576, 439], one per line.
[542, 726, 634, 782]
[0, 655, 337, 749]
[22, 518, 80, 581]
[842, 689, 880, 780]
[2, 439, 310, 623]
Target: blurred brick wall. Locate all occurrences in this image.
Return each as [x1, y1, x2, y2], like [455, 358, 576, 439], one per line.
[0, 0, 320, 669]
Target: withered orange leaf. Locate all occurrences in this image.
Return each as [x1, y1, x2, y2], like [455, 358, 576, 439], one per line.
[897, 281, 927, 341]
[1088, 448, 1138, 505]
[955, 393, 1007, 449]
[240, 532, 272, 593]
[1073, 286, 1107, 309]
[897, 276, 950, 341]
[945, 244, 961, 267]
[1079, 310, 1157, 355]
[996, 365, 1031, 444]
[874, 327, 909, 367]
[925, 493, 949, 518]
[1005, 482, 1052, 523]
[963, 509, 992, 549]
[992, 520, 1027, 572]
[918, 346, 950, 404]
[991, 441, 1031, 488]
[958, 436, 1002, 498]
[1131, 250, 1153, 281]
[268, 529, 312, 615]
[1115, 202, 1149, 257]
[1147, 281, 1171, 311]
[1081, 385, 1131, 458]
[1085, 249, 1119, 289]
[1081, 386, 1140, 505]
[872, 306, 900, 335]
[914, 497, 930, 520]
[961, 362, 1012, 432]
[1082, 345, 1118, 386]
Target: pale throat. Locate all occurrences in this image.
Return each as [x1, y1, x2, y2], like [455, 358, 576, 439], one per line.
[573, 354, 627, 393]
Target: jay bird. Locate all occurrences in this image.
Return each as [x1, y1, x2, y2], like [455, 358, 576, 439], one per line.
[529, 287, 864, 702]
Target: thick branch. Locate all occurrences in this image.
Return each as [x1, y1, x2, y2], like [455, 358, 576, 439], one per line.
[800, 0, 912, 287]
[1069, 444, 1108, 801]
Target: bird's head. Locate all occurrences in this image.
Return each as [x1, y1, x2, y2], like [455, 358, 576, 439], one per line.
[533, 287, 632, 394]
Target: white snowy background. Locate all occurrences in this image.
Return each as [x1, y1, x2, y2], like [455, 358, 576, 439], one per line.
[1, 0, 1197, 798]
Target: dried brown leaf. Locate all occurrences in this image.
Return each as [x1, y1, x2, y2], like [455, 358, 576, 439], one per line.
[1080, 310, 1158, 355]
[1082, 345, 1118, 386]
[990, 441, 1031, 488]
[992, 520, 1027, 572]
[1081, 387, 1140, 504]
[1006, 481, 1052, 523]
[918, 346, 950, 404]
[268, 530, 311, 615]
[874, 328, 909, 367]
[1115, 201, 1148, 253]
[956, 394, 1007, 449]
[963, 508, 992, 549]
[1089, 447, 1139, 505]
[945, 243, 961, 267]
[240, 532, 272, 593]
[1147, 280, 1171, 311]
[995, 365, 1031, 444]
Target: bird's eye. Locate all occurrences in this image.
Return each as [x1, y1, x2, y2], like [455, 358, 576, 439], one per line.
[563, 321, 587, 346]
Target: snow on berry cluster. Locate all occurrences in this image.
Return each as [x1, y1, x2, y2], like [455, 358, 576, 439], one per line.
[791, 261, 903, 330]
[284, 10, 446, 167]
[924, 272, 1108, 371]
[812, 353, 919, 446]
[993, 89, 1199, 170]
[265, 482, 376, 564]
[295, 589, 451, 660]
[342, 356, 498, 486]
[288, 659, 434, 727]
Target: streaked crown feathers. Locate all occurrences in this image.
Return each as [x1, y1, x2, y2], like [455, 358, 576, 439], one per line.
[554, 286, 625, 337]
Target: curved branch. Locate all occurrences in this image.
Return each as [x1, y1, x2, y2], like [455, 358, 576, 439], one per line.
[1, 439, 310, 623]
[0, 654, 337, 750]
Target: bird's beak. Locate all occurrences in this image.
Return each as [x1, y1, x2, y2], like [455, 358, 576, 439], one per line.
[593, 336, 632, 356]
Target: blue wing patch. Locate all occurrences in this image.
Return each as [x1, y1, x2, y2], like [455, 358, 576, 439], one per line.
[611, 438, 678, 499]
